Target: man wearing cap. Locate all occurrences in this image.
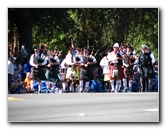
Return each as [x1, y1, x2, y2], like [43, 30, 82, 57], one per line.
[107, 43, 124, 93]
[136, 45, 152, 92]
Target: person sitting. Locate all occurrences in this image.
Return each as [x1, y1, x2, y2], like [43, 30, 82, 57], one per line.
[24, 72, 31, 92]
[90, 77, 102, 92]
[9, 69, 25, 94]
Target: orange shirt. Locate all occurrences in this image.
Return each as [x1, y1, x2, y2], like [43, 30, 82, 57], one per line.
[24, 77, 31, 87]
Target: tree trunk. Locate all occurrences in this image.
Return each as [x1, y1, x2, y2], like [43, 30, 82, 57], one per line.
[17, 21, 32, 53]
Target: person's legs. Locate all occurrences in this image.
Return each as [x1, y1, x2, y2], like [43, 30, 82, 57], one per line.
[62, 81, 67, 92]
[128, 79, 133, 92]
[30, 79, 35, 91]
[115, 79, 122, 93]
[38, 80, 41, 94]
[110, 79, 114, 92]
[69, 80, 74, 93]
[145, 77, 148, 92]
[84, 81, 90, 92]
[123, 78, 127, 92]
[9, 82, 17, 93]
[90, 80, 96, 92]
[148, 78, 151, 92]
[142, 76, 145, 92]
[79, 80, 84, 92]
[96, 82, 102, 92]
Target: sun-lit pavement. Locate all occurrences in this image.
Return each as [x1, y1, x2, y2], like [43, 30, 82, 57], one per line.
[8, 92, 159, 122]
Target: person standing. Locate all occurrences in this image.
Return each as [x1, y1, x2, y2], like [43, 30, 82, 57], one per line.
[29, 46, 47, 93]
[122, 46, 135, 92]
[136, 45, 152, 92]
[8, 56, 15, 92]
[146, 44, 156, 91]
[78, 48, 89, 92]
[84, 49, 97, 92]
[107, 43, 124, 93]
[45, 49, 60, 82]
[100, 51, 110, 92]
[64, 47, 75, 92]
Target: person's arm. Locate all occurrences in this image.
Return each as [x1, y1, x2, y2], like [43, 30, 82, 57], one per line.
[99, 57, 105, 67]
[30, 54, 37, 67]
[65, 55, 75, 66]
[52, 57, 60, 66]
[133, 57, 139, 65]
[87, 56, 97, 65]
[41, 58, 48, 66]
[8, 61, 12, 74]
[91, 56, 97, 64]
[150, 52, 156, 65]
[60, 58, 66, 67]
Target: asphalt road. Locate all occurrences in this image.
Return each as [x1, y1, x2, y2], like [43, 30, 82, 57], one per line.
[8, 92, 159, 122]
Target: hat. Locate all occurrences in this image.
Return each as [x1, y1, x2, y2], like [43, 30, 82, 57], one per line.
[141, 45, 148, 50]
[113, 43, 119, 48]
[33, 46, 38, 49]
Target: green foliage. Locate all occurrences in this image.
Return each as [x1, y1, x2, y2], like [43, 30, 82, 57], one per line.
[8, 8, 158, 61]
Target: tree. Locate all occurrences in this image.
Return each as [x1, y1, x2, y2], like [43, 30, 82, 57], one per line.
[8, 8, 158, 60]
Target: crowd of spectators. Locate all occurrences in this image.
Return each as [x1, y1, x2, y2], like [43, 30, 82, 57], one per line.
[8, 43, 158, 94]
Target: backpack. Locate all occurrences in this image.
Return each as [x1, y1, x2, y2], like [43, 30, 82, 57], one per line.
[139, 52, 152, 68]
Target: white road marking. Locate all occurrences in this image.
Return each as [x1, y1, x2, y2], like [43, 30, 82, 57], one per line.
[78, 113, 86, 116]
[144, 109, 158, 112]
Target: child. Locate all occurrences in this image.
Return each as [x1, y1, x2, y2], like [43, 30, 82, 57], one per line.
[90, 77, 102, 92]
[24, 72, 31, 92]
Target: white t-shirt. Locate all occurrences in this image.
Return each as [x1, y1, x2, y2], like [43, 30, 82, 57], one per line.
[100, 56, 109, 67]
[100, 56, 109, 74]
[8, 60, 14, 75]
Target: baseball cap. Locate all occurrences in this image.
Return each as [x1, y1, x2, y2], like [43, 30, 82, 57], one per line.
[141, 45, 148, 50]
